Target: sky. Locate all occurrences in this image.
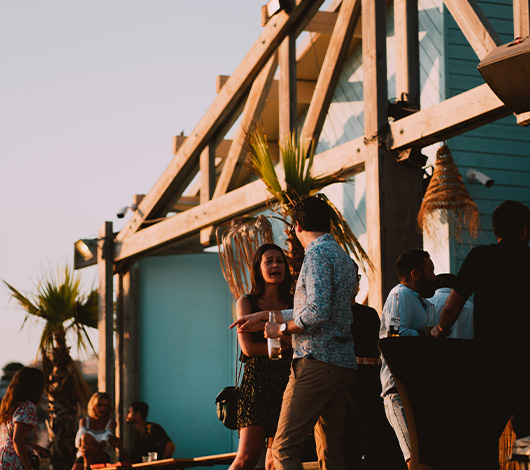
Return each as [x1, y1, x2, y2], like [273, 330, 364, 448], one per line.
[0, 1, 265, 366]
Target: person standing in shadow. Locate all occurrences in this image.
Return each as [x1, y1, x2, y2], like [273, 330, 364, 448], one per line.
[432, 200, 530, 469]
[345, 275, 407, 470]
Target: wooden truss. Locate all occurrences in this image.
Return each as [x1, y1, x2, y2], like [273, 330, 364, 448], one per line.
[95, 0, 530, 427]
[110, 0, 529, 304]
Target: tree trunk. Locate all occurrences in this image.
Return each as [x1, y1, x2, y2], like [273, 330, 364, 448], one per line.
[44, 330, 83, 470]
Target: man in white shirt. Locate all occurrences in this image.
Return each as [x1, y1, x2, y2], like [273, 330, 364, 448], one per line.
[379, 250, 438, 468]
[429, 273, 473, 339]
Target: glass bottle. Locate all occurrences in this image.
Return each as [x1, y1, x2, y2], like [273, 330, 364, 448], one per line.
[268, 312, 282, 359]
[388, 293, 400, 337]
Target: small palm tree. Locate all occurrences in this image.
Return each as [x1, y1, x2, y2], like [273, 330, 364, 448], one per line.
[247, 126, 372, 278]
[4, 265, 98, 470]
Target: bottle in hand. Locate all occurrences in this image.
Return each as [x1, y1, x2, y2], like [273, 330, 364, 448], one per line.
[388, 293, 400, 337]
[268, 312, 282, 359]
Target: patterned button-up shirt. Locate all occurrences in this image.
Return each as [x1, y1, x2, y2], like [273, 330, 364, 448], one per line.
[282, 233, 357, 368]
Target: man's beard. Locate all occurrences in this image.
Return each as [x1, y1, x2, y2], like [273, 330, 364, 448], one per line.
[417, 276, 436, 298]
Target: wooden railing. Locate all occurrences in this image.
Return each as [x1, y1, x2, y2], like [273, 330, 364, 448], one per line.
[91, 452, 237, 470]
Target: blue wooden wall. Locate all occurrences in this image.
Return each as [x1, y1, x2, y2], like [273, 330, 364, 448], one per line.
[445, 0, 530, 268]
[136, 253, 237, 458]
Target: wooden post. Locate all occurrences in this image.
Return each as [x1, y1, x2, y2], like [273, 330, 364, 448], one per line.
[514, 0, 530, 37]
[98, 221, 115, 396]
[278, 32, 297, 138]
[394, 0, 420, 106]
[115, 267, 139, 455]
[200, 144, 216, 245]
[363, 0, 423, 313]
[514, 0, 530, 126]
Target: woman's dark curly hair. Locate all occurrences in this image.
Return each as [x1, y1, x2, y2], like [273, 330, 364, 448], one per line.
[0, 367, 45, 424]
[249, 243, 293, 305]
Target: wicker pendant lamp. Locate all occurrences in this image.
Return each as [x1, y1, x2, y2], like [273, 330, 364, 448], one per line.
[417, 145, 479, 241]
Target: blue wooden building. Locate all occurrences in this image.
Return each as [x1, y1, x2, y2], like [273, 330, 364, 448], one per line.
[74, 0, 530, 462]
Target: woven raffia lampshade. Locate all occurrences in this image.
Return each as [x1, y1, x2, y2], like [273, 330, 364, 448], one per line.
[216, 215, 274, 301]
[417, 145, 479, 241]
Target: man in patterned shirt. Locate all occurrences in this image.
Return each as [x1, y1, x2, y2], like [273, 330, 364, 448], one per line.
[263, 196, 358, 470]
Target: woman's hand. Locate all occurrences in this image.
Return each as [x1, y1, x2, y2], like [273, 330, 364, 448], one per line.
[230, 310, 282, 332]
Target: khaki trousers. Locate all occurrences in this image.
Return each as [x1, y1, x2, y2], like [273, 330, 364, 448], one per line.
[272, 358, 355, 470]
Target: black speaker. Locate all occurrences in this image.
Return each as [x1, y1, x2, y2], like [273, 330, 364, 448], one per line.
[478, 36, 530, 114]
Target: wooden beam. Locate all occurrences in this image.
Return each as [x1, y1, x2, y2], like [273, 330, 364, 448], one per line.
[200, 144, 216, 245]
[214, 55, 278, 199]
[115, 268, 138, 456]
[114, 138, 367, 263]
[514, 0, 530, 126]
[394, 0, 420, 105]
[172, 195, 200, 212]
[217, 75, 316, 103]
[279, 33, 297, 137]
[305, 11, 339, 34]
[261, 0, 282, 25]
[363, 0, 424, 314]
[113, 81, 511, 264]
[302, 0, 361, 146]
[173, 135, 232, 158]
[514, 0, 530, 37]
[98, 221, 115, 396]
[261, 3, 338, 33]
[116, 0, 326, 242]
[442, 0, 501, 60]
[363, 0, 388, 314]
[200, 144, 216, 205]
[389, 83, 510, 150]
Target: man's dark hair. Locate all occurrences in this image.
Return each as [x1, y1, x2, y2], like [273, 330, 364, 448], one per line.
[396, 250, 430, 282]
[436, 273, 456, 289]
[492, 200, 530, 240]
[130, 401, 149, 420]
[292, 196, 331, 233]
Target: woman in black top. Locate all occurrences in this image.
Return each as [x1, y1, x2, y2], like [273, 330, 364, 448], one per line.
[230, 244, 293, 470]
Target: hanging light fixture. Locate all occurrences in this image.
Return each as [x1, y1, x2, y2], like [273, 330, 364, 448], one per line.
[417, 145, 480, 241]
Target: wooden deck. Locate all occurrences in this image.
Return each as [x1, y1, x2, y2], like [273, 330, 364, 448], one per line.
[91, 452, 237, 470]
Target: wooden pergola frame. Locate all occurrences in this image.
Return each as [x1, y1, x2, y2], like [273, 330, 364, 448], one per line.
[91, 0, 530, 434]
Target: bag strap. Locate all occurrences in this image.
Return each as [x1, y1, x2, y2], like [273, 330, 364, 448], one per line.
[235, 336, 243, 387]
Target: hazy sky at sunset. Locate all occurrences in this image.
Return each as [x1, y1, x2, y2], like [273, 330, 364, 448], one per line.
[0, 1, 265, 366]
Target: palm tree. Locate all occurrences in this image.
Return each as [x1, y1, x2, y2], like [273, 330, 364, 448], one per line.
[4, 265, 98, 470]
[247, 126, 372, 279]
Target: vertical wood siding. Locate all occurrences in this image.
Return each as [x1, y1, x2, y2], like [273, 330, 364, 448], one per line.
[315, 0, 445, 293]
[445, 0, 530, 268]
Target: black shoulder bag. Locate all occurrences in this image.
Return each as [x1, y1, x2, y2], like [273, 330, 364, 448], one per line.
[215, 339, 243, 430]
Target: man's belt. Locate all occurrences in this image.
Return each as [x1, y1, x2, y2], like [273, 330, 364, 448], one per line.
[356, 356, 382, 366]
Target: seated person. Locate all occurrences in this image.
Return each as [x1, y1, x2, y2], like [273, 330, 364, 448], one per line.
[72, 392, 116, 470]
[126, 401, 175, 463]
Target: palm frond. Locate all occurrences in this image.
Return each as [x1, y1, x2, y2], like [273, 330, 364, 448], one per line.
[247, 129, 284, 203]
[245, 126, 372, 272]
[4, 264, 98, 355]
[316, 194, 373, 271]
[4, 282, 42, 317]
